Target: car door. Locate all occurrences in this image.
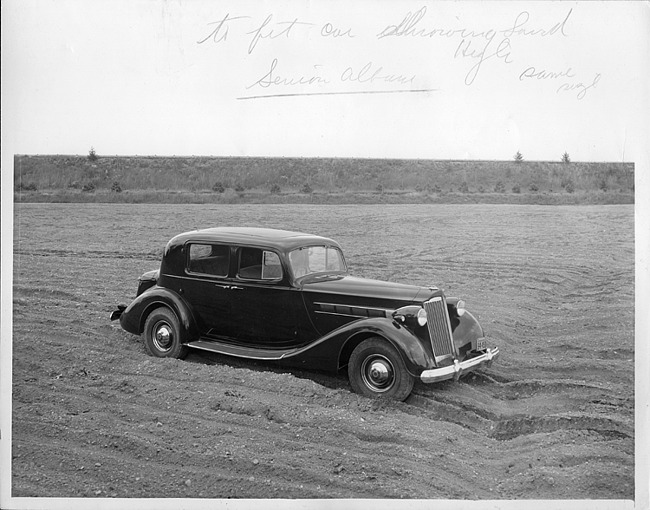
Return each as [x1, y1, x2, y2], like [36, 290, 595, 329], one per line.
[180, 242, 237, 339]
[230, 246, 308, 349]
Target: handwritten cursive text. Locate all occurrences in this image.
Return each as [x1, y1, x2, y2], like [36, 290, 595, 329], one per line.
[502, 9, 572, 38]
[246, 15, 315, 54]
[246, 59, 329, 89]
[341, 62, 415, 85]
[557, 73, 601, 100]
[198, 8, 600, 100]
[519, 66, 575, 81]
[455, 34, 513, 86]
[197, 13, 249, 44]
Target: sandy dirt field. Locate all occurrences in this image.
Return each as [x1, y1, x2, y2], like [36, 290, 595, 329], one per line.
[11, 203, 634, 501]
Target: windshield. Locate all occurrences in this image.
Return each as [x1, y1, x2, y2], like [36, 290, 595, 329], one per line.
[289, 246, 346, 278]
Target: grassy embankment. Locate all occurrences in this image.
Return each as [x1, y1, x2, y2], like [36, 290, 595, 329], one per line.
[13, 155, 634, 204]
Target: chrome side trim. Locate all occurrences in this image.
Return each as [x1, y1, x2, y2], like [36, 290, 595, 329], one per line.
[420, 347, 500, 384]
[314, 302, 392, 319]
[314, 311, 373, 319]
[314, 302, 393, 313]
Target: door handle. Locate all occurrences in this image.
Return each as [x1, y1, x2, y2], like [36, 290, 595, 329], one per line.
[214, 283, 243, 290]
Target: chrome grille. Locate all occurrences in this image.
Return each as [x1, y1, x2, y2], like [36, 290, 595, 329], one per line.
[424, 297, 455, 361]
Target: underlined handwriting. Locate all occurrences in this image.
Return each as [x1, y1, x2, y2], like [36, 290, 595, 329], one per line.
[245, 59, 416, 91]
[197, 6, 598, 100]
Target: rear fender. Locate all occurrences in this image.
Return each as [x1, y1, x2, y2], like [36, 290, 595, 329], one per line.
[119, 286, 199, 342]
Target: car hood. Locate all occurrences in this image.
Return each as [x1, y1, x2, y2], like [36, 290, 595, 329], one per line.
[300, 274, 440, 303]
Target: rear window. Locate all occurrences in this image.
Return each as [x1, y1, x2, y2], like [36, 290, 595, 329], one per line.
[187, 244, 230, 277]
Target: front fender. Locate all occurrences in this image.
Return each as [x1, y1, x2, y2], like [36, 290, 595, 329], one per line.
[119, 286, 200, 341]
[288, 317, 435, 376]
[452, 310, 485, 351]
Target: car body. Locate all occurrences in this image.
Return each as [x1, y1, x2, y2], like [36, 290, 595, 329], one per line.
[111, 227, 499, 400]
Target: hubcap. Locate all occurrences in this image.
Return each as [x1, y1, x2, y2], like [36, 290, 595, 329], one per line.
[153, 322, 173, 351]
[361, 354, 395, 393]
[369, 361, 390, 383]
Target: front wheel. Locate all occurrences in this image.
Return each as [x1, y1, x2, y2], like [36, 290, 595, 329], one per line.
[143, 307, 189, 359]
[348, 337, 414, 401]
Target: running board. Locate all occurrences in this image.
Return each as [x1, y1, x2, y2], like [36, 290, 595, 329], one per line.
[186, 339, 299, 361]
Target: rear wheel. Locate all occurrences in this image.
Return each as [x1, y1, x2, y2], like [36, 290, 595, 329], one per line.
[143, 307, 189, 359]
[348, 337, 414, 401]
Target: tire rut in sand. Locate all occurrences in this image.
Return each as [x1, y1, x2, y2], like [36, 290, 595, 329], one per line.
[489, 414, 632, 441]
[402, 375, 633, 443]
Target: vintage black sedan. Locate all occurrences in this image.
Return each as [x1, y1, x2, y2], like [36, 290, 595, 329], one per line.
[111, 227, 499, 400]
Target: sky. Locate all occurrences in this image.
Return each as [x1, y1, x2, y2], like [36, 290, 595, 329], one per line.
[1, 0, 648, 162]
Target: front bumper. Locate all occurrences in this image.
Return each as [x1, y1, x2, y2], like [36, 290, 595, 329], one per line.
[420, 347, 500, 383]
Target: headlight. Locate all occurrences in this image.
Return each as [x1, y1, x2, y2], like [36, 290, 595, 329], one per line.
[456, 299, 466, 316]
[393, 305, 428, 327]
[417, 308, 428, 326]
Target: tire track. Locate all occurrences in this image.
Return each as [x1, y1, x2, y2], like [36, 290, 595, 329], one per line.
[490, 415, 632, 441]
[402, 373, 633, 443]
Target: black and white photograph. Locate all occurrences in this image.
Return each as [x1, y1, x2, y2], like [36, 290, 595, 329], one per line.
[1, 1, 648, 509]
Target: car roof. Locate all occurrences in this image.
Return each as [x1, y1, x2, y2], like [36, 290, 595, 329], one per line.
[167, 227, 340, 252]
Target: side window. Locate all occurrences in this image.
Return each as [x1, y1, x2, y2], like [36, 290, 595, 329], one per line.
[262, 251, 282, 279]
[238, 247, 283, 280]
[187, 244, 230, 277]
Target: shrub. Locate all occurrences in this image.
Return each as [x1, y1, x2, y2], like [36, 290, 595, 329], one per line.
[68, 181, 81, 189]
[514, 151, 523, 163]
[512, 184, 520, 194]
[562, 152, 571, 163]
[212, 181, 225, 193]
[566, 181, 575, 193]
[82, 182, 96, 193]
[88, 147, 98, 162]
[270, 184, 281, 194]
[494, 181, 505, 193]
[459, 182, 469, 193]
[301, 183, 313, 194]
[478, 186, 485, 193]
[111, 181, 122, 193]
[234, 183, 245, 192]
[16, 182, 37, 191]
[599, 179, 608, 192]
[529, 183, 539, 192]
